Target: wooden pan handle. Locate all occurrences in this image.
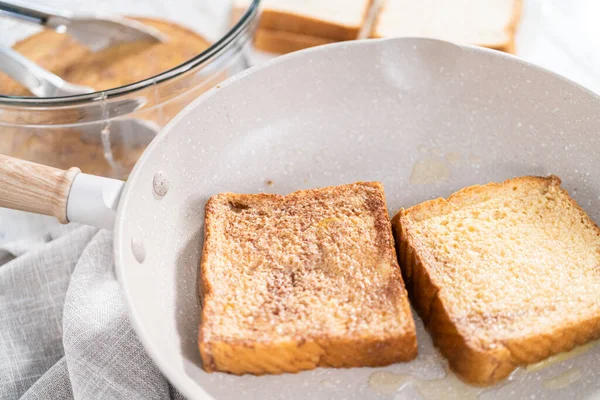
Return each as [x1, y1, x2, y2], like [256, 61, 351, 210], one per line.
[0, 154, 80, 223]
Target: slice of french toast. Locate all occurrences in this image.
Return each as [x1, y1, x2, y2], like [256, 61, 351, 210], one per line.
[199, 182, 417, 374]
[393, 175, 600, 385]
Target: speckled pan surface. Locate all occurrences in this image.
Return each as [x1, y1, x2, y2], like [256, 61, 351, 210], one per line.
[114, 38, 600, 399]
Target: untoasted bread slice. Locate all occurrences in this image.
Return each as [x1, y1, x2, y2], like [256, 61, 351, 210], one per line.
[233, 0, 373, 41]
[372, 0, 523, 53]
[254, 29, 335, 54]
[392, 175, 600, 385]
[199, 182, 417, 375]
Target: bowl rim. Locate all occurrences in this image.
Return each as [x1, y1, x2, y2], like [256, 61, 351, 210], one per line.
[0, 0, 260, 107]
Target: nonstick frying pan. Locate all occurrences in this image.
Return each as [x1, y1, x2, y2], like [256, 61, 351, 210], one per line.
[1, 38, 600, 399]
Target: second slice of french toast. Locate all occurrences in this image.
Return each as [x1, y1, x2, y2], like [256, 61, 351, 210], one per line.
[393, 175, 600, 385]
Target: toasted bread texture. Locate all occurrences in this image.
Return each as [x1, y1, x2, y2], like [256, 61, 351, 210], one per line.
[254, 29, 335, 54]
[233, 0, 373, 40]
[199, 182, 417, 375]
[392, 175, 600, 385]
[372, 0, 523, 53]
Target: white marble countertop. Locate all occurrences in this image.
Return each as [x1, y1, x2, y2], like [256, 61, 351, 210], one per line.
[2, 0, 600, 244]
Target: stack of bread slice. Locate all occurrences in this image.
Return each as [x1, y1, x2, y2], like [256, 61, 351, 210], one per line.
[233, 0, 372, 54]
[233, 0, 522, 54]
[373, 0, 522, 53]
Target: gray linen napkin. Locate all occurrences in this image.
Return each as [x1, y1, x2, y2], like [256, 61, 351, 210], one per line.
[0, 224, 184, 400]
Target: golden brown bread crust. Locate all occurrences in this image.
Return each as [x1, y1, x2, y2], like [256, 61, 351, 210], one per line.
[199, 182, 417, 374]
[258, 10, 360, 41]
[392, 175, 600, 385]
[253, 29, 336, 54]
[232, 0, 374, 41]
[202, 335, 416, 375]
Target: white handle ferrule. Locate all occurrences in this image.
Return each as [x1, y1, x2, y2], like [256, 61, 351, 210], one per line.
[66, 173, 125, 230]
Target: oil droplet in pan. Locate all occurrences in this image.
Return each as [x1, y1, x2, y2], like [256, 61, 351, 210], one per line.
[409, 159, 449, 185]
[415, 372, 484, 400]
[527, 339, 600, 373]
[507, 367, 527, 381]
[543, 369, 582, 390]
[368, 371, 484, 400]
[153, 170, 170, 197]
[445, 152, 461, 165]
[368, 371, 411, 394]
[131, 237, 146, 263]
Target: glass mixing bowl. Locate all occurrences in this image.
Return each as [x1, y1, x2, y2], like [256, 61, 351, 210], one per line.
[0, 0, 260, 178]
